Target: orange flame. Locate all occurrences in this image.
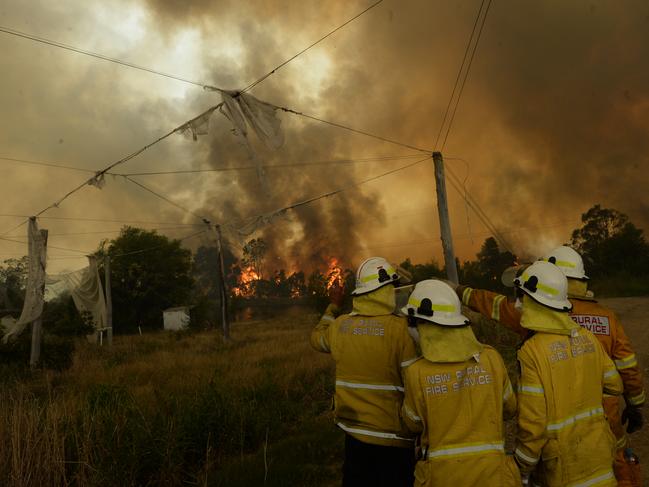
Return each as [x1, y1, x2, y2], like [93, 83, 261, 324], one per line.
[326, 257, 343, 291]
[234, 266, 260, 297]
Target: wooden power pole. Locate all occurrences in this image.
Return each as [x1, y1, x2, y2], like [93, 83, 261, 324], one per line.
[432, 152, 459, 284]
[30, 227, 48, 368]
[105, 255, 113, 346]
[207, 223, 230, 340]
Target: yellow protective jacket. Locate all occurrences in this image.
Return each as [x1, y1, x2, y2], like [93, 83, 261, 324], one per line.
[401, 346, 520, 486]
[516, 326, 623, 486]
[310, 303, 418, 448]
[457, 287, 646, 410]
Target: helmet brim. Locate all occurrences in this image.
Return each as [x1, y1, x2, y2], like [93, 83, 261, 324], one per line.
[519, 287, 572, 312]
[401, 306, 470, 327]
[351, 279, 397, 296]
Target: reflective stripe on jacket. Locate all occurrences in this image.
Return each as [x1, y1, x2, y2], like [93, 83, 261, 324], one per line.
[401, 347, 520, 486]
[310, 304, 418, 447]
[516, 327, 622, 486]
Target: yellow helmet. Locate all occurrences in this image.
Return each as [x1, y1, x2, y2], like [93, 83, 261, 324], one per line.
[351, 257, 399, 295]
[402, 279, 469, 326]
[514, 261, 572, 311]
[541, 246, 589, 280]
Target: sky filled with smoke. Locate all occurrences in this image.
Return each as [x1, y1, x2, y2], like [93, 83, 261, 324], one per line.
[1, 0, 648, 274]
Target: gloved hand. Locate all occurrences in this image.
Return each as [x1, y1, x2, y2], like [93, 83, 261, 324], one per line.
[622, 405, 644, 434]
[328, 281, 345, 308]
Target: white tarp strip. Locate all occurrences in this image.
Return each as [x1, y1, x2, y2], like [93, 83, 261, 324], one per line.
[3, 219, 47, 342]
[48, 256, 107, 331]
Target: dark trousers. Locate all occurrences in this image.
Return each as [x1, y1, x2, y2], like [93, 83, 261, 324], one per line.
[342, 434, 415, 487]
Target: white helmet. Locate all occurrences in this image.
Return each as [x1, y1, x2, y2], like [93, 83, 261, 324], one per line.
[541, 246, 589, 280]
[402, 279, 469, 326]
[351, 257, 399, 295]
[513, 261, 572, 311]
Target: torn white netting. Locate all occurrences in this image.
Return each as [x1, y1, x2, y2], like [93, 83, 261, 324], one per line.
[175, 107, 218, 141]
[64, 257, 107, 330]
[47, 256, 107, 331]
[3, 219, 47, 343]
[219, 91, 285, 190]
[219, 91, 284, 149]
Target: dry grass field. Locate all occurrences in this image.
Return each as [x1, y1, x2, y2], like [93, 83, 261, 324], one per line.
[0, 312, 341, 486]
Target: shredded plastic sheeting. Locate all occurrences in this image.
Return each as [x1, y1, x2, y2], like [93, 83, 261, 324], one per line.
[220, 91, 285, 190]
[47, 257, 107, 331]
[63, 257, 107, 330]
[3, 219, 47, 343]
[175, 107, 217, 141]
[87, 172, 106, 189]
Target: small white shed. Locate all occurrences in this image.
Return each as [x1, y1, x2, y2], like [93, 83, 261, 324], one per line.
[163, 306, 191, 331]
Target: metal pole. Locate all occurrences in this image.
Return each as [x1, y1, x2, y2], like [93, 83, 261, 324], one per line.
[432, 152, 459, 284]
[214, 225, 230, 340]
[105, 255, 113, 346]
[30, 228, 48, 368]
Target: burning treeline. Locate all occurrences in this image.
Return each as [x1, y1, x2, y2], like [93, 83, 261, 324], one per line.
[231, 254, 346, 299]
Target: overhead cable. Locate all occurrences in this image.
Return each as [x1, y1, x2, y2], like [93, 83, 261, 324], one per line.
[0, 156, 96, 174]
[277, 106, 431, 154]
[123, 176, 210, 224]
[440, 0, 493, 151]
[242, 0, 384, 92]
[226, 156, 430, 233]
[433, 0, 486, 149]
[0, 0, 383, 95]
[0, 153, 424, 176]
[0, 104, 221, 238]
[0, 25, 221, 91]
[0, 214, 201, 226]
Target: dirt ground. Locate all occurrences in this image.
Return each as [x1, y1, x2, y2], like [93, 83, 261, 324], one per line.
[601, 297, 649, 484]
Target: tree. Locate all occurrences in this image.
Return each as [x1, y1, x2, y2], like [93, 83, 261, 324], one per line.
[242, 238, 267, 279]
[0, 257, 28, 312]
[460, 237, 516, 293]
[571, 205, 649, 277]
[399, 258, 444, 284]
[97, 227, 194, 333]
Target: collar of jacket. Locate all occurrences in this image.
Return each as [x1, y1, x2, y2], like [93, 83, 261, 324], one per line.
[417, 324, 483, 363]
[567, 278, 597, 302]
[520, 295, 579, 336]
[350, 284, 395, 316]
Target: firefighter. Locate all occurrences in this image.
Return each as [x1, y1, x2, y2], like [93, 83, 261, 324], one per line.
[511, 261, 622, 486]
[400, 279, 520, 487]
[457, 246, 645, 486]
[310, 256, 418, 487]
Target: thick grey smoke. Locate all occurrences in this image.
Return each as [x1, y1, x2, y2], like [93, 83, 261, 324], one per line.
[144, 0, 649, 269]
[1, 0, 648, 273]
